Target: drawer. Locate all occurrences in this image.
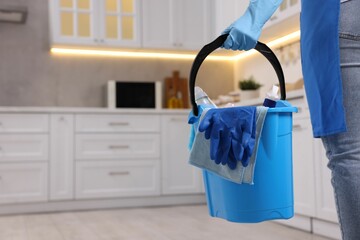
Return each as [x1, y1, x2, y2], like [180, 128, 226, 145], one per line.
[0, 163, 48, 204]
[75, 114, 160, 133]
[75, 160, 160, 199]
[75, 134, 160, 160]
[0, 134, 49, 162]
[0, 114, 49, 133]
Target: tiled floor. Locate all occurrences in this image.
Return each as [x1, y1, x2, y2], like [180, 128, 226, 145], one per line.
[0, 205, 332, 240]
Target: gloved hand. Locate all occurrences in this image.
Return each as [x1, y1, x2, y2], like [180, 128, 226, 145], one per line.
[198, 107, 256, 169]
[222, 0, 283, 51]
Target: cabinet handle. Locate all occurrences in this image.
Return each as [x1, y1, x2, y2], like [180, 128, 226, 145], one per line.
[109, 145, 130, 150]
[109, 171, 130, 176]
[108, 122, 129, 126]
[293, 124, 302, 131]
[94, 38, 99, 43]
[0, 122, 2, 125]
[170, 117, 184, 122]
[100, 39, 105, 43]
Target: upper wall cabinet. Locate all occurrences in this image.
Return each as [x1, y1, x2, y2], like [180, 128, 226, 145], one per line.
[49, 0, 141, 47]
[265, 0, 301, 29]
[142, 0, 211, 50]
[212, 0, 247, 39]
[213, 0, 300, 43]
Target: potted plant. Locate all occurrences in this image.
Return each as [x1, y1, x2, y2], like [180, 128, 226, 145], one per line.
[238, 76, 262, 101]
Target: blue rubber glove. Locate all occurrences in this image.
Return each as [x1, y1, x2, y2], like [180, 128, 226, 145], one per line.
[222, 0, 283, 51]
[198, 107, 257, 169]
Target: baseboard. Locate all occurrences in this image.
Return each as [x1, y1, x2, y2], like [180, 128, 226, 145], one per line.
[274, 214, 312, 232]
[0, 194, 206, 215]
[312, 218, 341, 240]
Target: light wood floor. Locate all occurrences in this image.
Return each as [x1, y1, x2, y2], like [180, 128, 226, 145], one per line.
[0, 205, 332, 240]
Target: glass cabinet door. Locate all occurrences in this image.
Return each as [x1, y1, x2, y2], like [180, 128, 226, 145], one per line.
[55, 0, 96, 44]
[100, 0, 140, 47]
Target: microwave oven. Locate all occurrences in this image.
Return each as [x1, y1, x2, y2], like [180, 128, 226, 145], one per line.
[107, 80, 162, 109]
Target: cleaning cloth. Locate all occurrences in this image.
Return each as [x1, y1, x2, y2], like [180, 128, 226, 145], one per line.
[188, 106, 268, 184]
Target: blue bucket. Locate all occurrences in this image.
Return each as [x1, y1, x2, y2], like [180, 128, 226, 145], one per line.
[189, 34, 297, 223]
[203, 101, 297, 223]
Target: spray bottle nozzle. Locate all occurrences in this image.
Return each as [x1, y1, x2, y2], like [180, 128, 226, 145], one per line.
[263, 85, 280, 108]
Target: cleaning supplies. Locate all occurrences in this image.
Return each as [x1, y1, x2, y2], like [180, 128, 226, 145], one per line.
[188, 87, 217, 150]
[194, 87, 217, 109]
[263, 85, 280, 108]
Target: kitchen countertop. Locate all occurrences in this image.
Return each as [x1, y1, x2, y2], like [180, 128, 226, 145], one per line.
[0, 107, 191, 114]
[233, 89, 305, 107]
[0, 89, 305, 114]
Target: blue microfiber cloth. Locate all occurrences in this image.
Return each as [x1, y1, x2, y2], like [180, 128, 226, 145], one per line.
[188, 106, 268, 184]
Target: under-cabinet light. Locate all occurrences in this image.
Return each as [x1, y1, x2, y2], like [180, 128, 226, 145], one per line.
[50, 48, 232, 61]
[50, 30, 301, 61]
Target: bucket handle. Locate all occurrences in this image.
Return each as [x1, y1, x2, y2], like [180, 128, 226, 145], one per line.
[189, 34, 286, 116]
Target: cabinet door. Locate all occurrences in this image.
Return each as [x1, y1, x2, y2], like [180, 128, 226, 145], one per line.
[176, 0, 211, 50]
[0, 163, 48, 204]
[161, 115, 202, 195]
[142, 0, 174, 49]
[213, 0, 248, 39]
[50, 114, 74, 201]
[0, 134, 49, 163]
[314, 139, 339, 222]
[265, 0, 301, 29]
[292, 117, 316, 217]
[99, 0, 141, 47]
[76, 160, 160, 199]
[50, 0, 97, 45]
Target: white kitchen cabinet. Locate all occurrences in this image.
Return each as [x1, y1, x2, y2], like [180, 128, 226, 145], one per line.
[98, 0, 141, 47]
[161, 115, 202, 195]
[142, 0, 211, 50]
[74, 113, 162, 200]
[0, 110, 205, 214]
[75, 114, 160, 133]
[0, 163, 48, 204]
[50, 0, 97, 45]
[314, 139, 338, 222]
[265, 0, 301, 29]
[0, 114, 49, 133]
[50, 114, 74, 201]
[292, 116, 316, 217]
[75, 133, 160, 160]
[212, 0, 248, 39]
[0, 113, 49, 205]
[0, 134, 49, 163]
[75, 160, 160, 199]
[49, 0, 141, 47]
